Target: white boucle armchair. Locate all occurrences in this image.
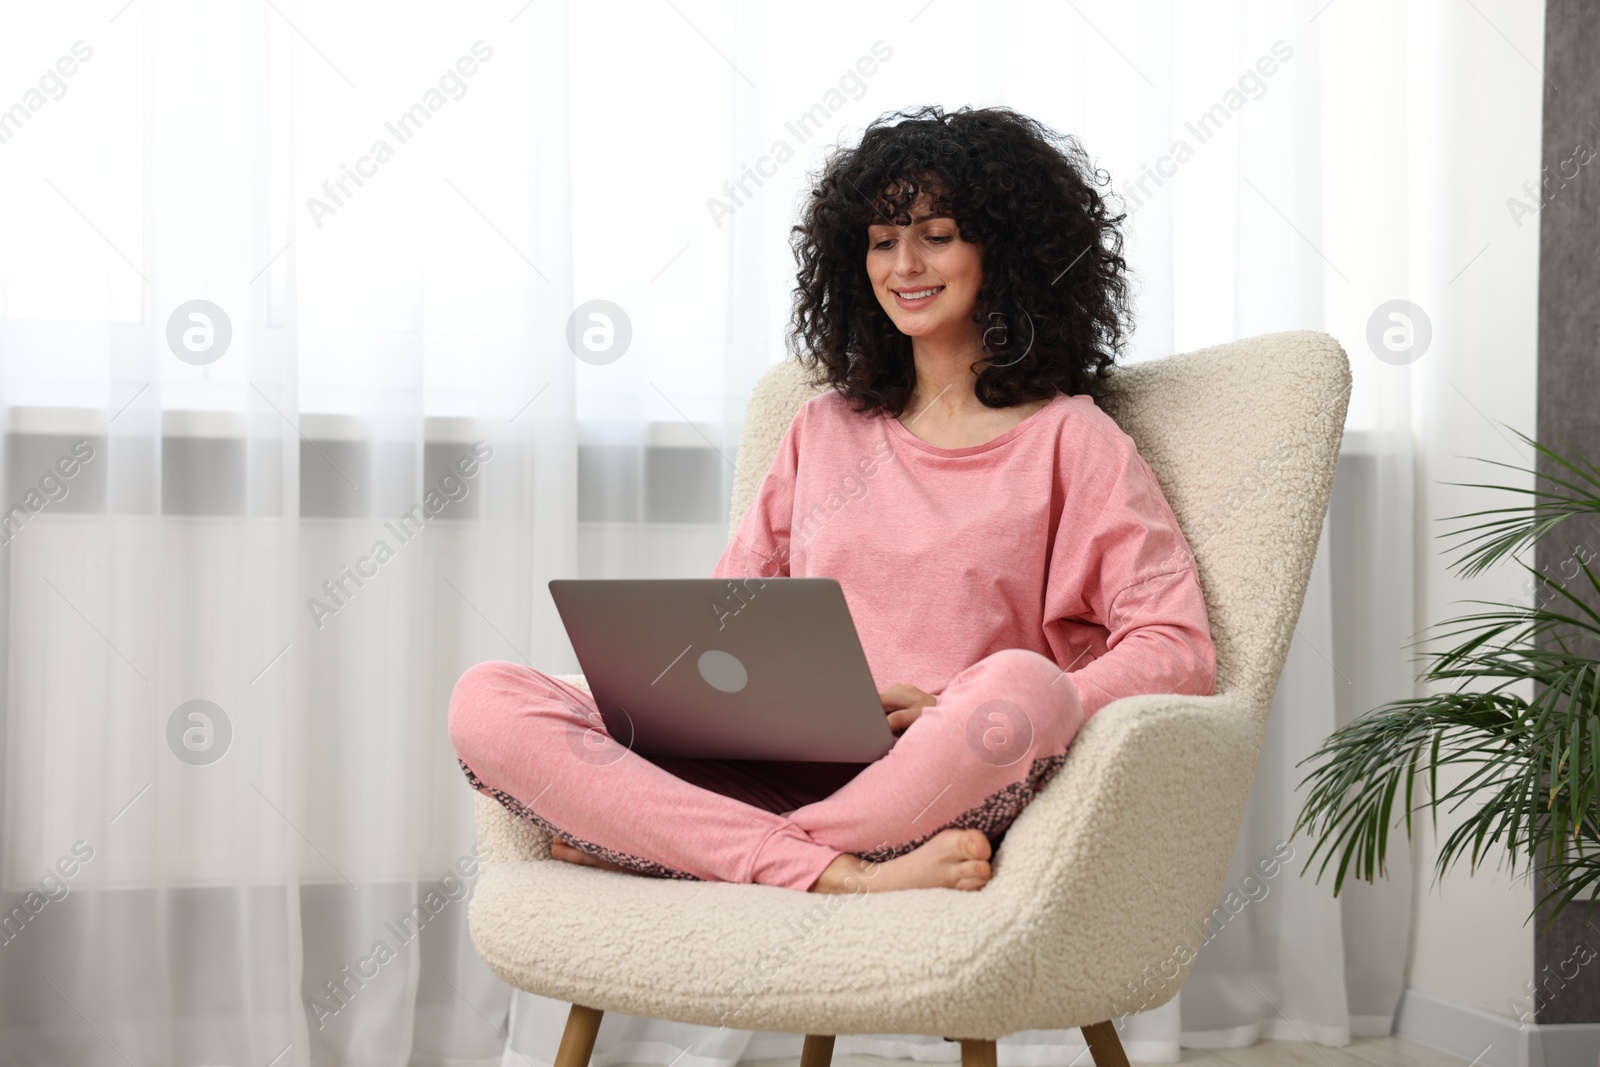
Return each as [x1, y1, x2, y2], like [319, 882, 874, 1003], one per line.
[466, 331, 1352, 1067]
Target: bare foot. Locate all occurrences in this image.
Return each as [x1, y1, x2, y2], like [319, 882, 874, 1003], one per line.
[550, 839, 633, 874]
[808, 828, 993, 893]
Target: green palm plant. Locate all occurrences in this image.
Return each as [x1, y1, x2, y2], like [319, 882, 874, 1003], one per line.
[1295, 428, 1600, 921]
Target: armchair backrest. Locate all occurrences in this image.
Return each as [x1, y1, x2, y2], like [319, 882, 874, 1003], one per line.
[727, 332, 1352, 724]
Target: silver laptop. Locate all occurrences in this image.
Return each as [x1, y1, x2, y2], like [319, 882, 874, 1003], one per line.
[548, 578, 895, 762]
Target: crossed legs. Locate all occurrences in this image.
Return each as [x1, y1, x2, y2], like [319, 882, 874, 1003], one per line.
[448, 647, 1083, 891]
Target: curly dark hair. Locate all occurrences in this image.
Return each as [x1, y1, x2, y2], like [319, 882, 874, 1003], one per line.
[789, 105, 1131, 416]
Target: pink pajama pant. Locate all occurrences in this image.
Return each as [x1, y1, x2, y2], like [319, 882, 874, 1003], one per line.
[448, 647, 1084, 891]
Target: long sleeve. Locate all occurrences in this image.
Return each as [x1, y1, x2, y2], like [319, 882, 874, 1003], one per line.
[1042, 425, 1217, 719]
[711, 413, 801, 580]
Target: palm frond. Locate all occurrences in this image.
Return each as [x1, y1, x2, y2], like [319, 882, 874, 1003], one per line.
[1437, 426, 1600, 578]
[1294, 429, 1600, 922]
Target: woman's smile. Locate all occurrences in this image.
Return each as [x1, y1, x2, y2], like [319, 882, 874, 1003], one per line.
[891, 284, 945, 309]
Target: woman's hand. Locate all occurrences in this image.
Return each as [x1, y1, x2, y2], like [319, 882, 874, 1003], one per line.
[880, 684, 938, 733]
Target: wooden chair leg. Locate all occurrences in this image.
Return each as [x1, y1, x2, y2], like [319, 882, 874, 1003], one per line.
[800, 1034, 836, 1067]
[1081, 1021, 1130, 1067]
[959, 1038, 997, 1067]
[554, 1004, 604, 1067]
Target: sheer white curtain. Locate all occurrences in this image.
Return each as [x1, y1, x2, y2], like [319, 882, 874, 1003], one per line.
[0, 1, 575, 1064]
[0, 0, 1515, 1064]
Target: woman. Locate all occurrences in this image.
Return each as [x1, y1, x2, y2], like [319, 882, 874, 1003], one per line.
[449, 106, 1216, 894]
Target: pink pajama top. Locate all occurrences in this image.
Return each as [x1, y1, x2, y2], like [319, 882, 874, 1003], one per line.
[711, 389, 1216, 718]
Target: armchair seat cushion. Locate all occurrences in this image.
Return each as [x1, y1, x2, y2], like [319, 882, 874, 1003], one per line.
[470, 690, 1261, 1038]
